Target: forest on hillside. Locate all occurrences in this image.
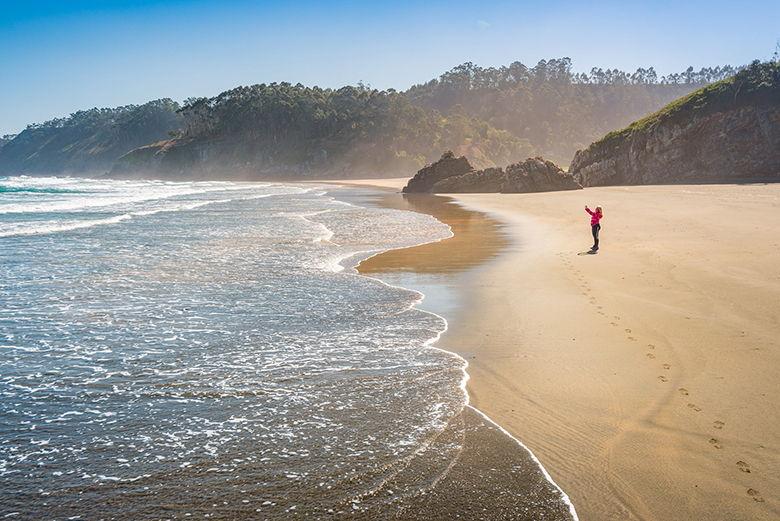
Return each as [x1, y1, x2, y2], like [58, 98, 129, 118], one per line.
[0, 134, 15, 152]
[0, 59, 744, 177]
[406, 58, 741, 164]
[152, 83, 528, 177]
[0, 100, 181, 175]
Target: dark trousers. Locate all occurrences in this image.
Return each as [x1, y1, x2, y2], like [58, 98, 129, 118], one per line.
[591, 224, 601, 250]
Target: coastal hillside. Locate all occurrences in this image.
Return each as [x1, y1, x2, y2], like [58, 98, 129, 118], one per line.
[2, 58, 743, 180]
[111, 84, 529, 179]
[406, 58, 737, 165]
[0, 100, 181, 176]
[403, 151, 581, 193]
[0, 134, 14, 152]
[570, 61, 780, 186]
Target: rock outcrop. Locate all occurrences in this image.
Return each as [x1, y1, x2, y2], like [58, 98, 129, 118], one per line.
[402, 152, 475, 192]
[569, 61, 780, 186]
[403, 153, 581, 193]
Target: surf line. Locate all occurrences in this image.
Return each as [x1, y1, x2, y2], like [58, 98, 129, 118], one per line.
[321, 188, 580, 521]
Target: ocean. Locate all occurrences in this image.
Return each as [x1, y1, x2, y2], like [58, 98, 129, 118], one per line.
[0, 176, 575, 519]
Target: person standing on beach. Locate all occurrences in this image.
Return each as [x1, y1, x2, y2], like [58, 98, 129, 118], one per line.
[585, 205, 603, 252]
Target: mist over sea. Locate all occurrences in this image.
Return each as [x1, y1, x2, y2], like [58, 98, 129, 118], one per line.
[0, 176, 573, 519]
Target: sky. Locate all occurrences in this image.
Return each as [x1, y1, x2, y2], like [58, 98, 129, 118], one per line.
[1, 0, 778, 134]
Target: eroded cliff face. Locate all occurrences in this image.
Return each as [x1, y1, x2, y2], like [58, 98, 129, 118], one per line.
[403, 153, 581, 193]
[569, 66, 780, 186]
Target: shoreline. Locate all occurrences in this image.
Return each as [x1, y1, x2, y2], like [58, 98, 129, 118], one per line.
[329, 182, 579, 519]
[330, 179, 780, 521]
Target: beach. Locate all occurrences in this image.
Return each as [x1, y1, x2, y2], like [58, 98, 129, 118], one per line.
[341, 179, 780, 521]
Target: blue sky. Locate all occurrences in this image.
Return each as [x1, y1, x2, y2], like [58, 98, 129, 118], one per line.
[1, 0, 778, 134]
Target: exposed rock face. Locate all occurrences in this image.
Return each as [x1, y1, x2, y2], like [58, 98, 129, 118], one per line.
[503, 158, 582, 192]
[570, 62, 780, 186]
[403, 153, 581, 193]
[402, 152, 475, 193]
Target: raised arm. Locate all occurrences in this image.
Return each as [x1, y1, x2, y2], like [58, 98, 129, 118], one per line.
[585, 206, 594, 216]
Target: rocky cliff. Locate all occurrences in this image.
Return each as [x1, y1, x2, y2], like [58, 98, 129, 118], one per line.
[569, 61, 780, 186]
[403, 152, 581, 193]
[0, 100, 181, 176]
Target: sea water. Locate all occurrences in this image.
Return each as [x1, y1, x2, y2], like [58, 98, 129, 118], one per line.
[0, 176, 574, 519]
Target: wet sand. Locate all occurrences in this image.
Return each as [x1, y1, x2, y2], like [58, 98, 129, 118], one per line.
[337, 179, 780, 521]
[331, 185, 577, 520]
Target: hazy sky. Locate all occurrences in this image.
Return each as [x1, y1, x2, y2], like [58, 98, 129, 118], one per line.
[1, 0, 778, 134]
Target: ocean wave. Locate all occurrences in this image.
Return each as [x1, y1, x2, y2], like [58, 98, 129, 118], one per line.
[0, 184, 84, 194]
[0, 198, 236, 237]
[0, 176, 277, 214]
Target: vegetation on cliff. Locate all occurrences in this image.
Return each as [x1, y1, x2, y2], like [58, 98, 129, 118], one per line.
[569, 60, 780, 185]
[406, 58, 736, 165]
[0, 100, 181, 175]
[120, 83, 529, 178]
[1, 58, 748, 178]
[584, 60, 779, 153]
[0, 134, 15, 151]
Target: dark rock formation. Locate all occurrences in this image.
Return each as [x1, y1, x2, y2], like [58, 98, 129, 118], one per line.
[403, 153, 581, 193]
[503, 158, 582, 193]
[402, 152, 475, 193]
[569, 61, 780, 186]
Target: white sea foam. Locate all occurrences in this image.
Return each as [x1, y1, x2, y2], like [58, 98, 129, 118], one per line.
[0, 179, 576, 518]
[0, 176, 311, 237]
[341, 196, 580, 520]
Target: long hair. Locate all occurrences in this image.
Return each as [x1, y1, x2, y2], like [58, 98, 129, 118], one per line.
[595, 206, 603, 216]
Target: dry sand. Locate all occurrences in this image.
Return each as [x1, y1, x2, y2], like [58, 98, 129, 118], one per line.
[337, 180, 780, 520]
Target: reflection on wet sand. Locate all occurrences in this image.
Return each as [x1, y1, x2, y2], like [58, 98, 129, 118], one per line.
[358, 193, 508, 274]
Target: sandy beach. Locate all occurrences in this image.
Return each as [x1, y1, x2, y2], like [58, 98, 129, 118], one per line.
[339, 179, 780, 521]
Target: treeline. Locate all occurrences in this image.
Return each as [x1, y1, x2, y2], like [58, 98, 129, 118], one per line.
[0, 134, 15, 151]
[406, 58, 737, 164]
[115, 83, 529, 178]
[418, 58, 740, 89]
[0, 99, 181, 175]
[569, 60, 780, 186]
[2, 58, 747, 178]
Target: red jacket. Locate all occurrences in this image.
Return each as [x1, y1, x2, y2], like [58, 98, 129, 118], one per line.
[586, 208, 602, 225]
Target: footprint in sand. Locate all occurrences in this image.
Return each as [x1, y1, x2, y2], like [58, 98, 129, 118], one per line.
[614, 315, 621, 320]
[625, 328, 632, 333]
[687, 403, 702, 412]
[713, 420, 725, 430]
[646, 353, 656, 359]
[627, 336, 637, 341]
[647, 344, 655, 350]
[709, 438, 723, 449]
[747, 488, 764, 502]
[736, 461, 751, 473]
[678, 387, 689, 395]
[658, 375, 667, 382]
[610, 322, 618, 327]
[662, 363, 671, 370]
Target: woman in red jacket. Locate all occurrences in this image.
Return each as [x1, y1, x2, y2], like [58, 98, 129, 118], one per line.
[585, 205, 603, 252]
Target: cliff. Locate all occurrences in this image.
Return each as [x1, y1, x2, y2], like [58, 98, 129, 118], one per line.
[403, 152, 581, 193]
[569, 61, 780, 186]
[0, 100, 182, 176]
